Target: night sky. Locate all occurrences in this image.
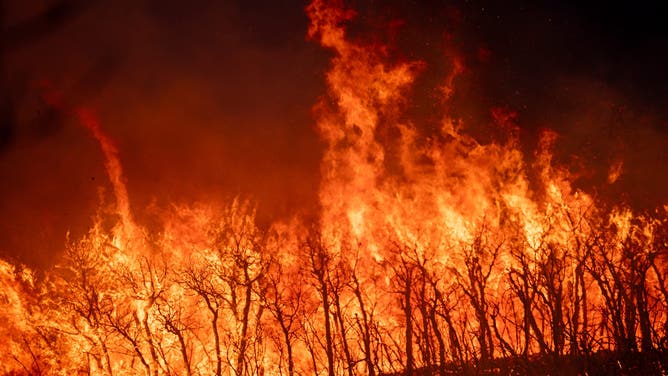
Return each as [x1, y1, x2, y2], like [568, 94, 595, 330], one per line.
[1, 0, 667, 267]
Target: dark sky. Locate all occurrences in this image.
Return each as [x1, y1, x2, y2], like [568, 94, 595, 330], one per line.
[1, 0, 667, 267]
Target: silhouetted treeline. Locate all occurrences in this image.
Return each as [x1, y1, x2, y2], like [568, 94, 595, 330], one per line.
[0, 200, 666, 375]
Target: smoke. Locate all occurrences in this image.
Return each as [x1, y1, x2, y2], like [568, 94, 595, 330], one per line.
[0, 0, 324, 267]
[0, 0, 666, 267]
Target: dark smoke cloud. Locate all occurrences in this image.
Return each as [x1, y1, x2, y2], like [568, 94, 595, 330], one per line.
[0, 0, 325, 267]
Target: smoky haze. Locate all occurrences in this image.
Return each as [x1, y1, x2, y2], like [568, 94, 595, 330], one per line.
[1, 0, 667, 268]
[0, 0, 325, 267]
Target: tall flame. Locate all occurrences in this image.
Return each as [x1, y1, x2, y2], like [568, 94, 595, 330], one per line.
[0, 1, 666, 375]
[36, 81, 138, 244]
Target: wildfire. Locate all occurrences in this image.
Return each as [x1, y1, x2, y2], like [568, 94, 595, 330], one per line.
[1, 1, 667, 375]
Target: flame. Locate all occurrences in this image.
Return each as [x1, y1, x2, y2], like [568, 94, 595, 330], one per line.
[35, 80, 138, 245]
[1, 1, 667, 375]
[76, 108, 137, 242]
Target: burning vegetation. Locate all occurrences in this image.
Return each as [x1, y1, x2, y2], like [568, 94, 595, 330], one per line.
[1, 0, 668, 375]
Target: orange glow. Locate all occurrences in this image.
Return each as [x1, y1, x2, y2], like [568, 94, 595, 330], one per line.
[1, 1, 667, 375]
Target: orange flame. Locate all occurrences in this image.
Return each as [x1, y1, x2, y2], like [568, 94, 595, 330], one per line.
[1, 2, 667, 375]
